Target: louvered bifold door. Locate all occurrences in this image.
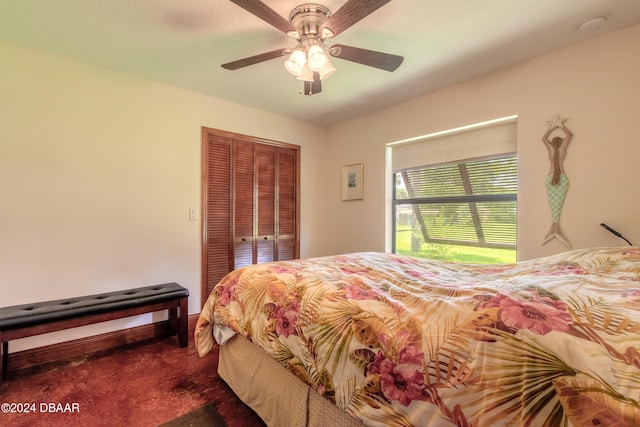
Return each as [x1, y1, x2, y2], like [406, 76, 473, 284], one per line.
[256, 144, 276, 264]
[277, 147, 297, 260]
[202, 127, 300, 306]
[233, 140, 255, 269]
[204, 135, 232, 297]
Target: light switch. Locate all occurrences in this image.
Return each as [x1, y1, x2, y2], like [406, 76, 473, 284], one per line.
[189, 208, 198, 220]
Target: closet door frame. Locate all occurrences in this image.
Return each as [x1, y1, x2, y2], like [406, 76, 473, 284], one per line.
[200, 127, 300, 306]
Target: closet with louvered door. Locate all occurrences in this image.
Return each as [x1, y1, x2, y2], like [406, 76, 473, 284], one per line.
[201, 127, 300, 304]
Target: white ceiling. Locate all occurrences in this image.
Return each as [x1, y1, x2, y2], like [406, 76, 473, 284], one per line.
[1, 0, 639, 126]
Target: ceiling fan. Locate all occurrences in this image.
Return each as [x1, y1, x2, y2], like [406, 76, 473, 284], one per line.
[221, 0, 404, 95]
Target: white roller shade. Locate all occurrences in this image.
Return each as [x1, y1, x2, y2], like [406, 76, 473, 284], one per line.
[390, 119, 517, 172]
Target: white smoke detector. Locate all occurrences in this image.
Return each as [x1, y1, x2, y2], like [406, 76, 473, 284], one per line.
[579, 16, 607, 33]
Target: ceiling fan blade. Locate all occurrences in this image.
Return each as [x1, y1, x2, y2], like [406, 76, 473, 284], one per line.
[230, 0, 296, 34]
[303, 72, 322, 95]
[330, 44, 403, 72]
[221, 49, 288, 70]
[321, 0, 392, 37]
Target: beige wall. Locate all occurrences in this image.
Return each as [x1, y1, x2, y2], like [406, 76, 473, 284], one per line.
[0, 41, 329, 351]
[319, 24, 640, 260]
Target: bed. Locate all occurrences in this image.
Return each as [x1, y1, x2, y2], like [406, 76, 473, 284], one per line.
[195, 247, 640, 426]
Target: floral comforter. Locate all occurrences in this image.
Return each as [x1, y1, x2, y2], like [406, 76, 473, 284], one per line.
[195, 247, 640, 426]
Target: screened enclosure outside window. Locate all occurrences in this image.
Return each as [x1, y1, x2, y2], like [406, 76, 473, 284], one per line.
[393, 155, 517, 264]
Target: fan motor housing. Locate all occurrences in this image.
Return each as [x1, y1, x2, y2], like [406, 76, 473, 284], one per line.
[288, 3, 333, 38]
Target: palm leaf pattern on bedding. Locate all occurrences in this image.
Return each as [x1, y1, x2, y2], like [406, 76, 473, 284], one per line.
[195, 247, 640, 426]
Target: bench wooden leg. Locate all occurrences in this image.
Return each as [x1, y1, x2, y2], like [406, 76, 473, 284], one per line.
[168, 307, 178, 336]
[1, 340, 7, 381]
[178, 296, 188, 348]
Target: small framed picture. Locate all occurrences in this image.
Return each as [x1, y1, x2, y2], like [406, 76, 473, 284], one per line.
[341, 163, 364, 201]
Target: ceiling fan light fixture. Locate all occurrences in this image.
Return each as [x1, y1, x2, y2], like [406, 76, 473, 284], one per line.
[296, 52, 335, 81]
[318, 57, 336, 79]
[284, 48, 306, 76]
[307, 44, 327, 71]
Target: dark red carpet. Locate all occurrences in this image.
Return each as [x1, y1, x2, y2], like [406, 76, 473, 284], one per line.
[0, 328, 266, 427]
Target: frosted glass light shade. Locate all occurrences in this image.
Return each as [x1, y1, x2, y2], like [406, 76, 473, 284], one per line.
[307, 45, 327, 71]
[284, 49, 306, 76]
[318, 57, 336, 79]
[296, 64, 315, 82]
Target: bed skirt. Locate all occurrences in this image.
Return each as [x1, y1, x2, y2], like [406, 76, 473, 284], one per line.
[218, 335, 364, 427]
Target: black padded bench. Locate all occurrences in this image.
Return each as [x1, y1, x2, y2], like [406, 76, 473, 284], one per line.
[0, 282, 189, 380]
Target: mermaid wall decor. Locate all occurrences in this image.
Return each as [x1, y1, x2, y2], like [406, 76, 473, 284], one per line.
[542, 115, 572, 248]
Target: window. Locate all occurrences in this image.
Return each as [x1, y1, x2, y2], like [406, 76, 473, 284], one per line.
[389, 118, 517, 264]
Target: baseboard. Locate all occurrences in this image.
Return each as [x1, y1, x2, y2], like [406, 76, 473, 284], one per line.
[8, 314, 200, 373]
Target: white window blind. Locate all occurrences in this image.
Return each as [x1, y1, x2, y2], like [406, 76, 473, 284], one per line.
[391, 120, 517, 172]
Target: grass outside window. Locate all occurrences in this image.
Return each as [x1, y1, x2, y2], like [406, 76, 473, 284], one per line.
[395, 226, 516, 263]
